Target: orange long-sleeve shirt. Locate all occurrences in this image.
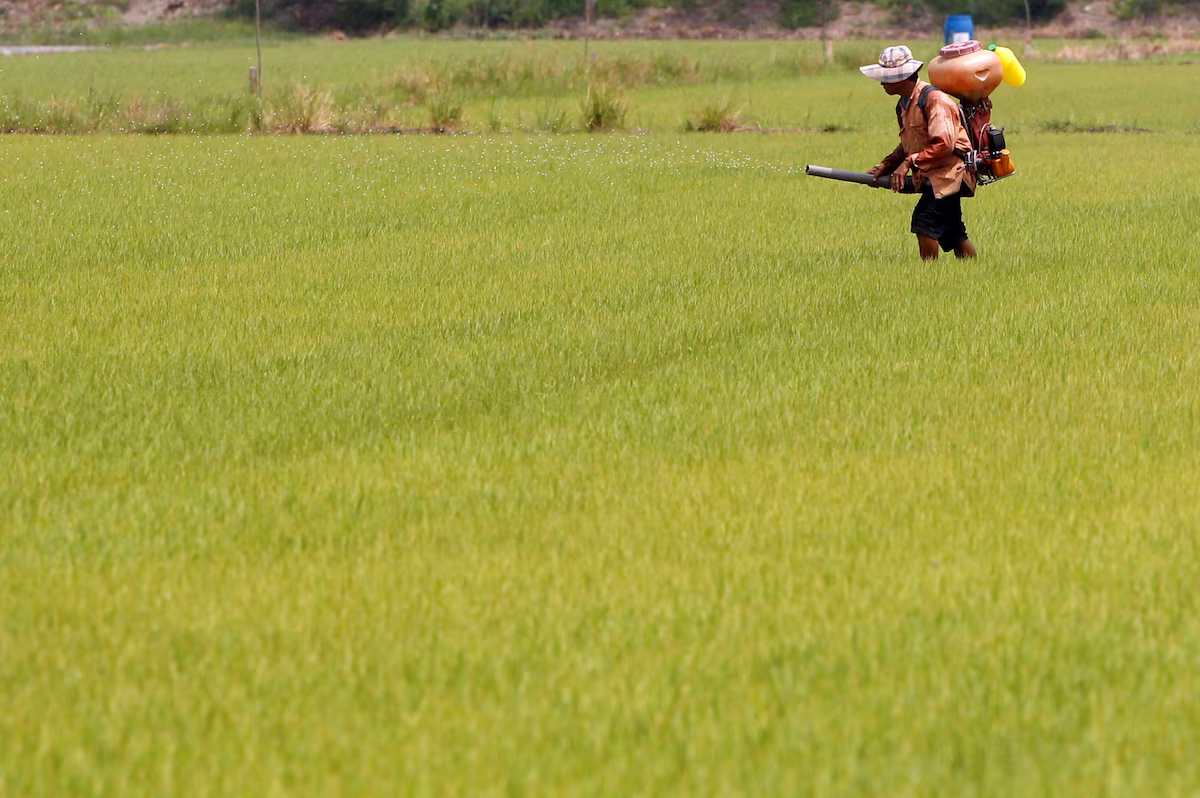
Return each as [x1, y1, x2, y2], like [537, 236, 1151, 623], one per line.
[875, 80, 976, 199]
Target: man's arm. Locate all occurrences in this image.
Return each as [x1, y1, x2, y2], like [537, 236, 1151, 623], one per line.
[867, 145, 907, 177]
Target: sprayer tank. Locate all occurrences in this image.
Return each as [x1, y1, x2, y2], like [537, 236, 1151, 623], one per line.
[928, 41, 1002, 102]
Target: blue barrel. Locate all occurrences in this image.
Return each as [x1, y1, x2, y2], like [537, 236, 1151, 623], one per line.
[943, 14, 974, 45]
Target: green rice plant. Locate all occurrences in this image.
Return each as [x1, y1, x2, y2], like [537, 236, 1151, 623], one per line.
[579, 79, 629, 131]
[2, 131, 1200, 797]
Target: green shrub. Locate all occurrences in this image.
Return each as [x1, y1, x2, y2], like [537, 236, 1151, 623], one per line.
[421, 0, 455, 30]
[914, 0, 1066, 25]
[779, 0, 837, 28]
[336, 0, 411, 31]
[227, 0, 412, 31]
[1111, 0, 1199, 19]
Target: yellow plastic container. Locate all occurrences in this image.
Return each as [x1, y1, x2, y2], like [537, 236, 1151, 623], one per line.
[989, 44, 1027, 87]
[928, 41, 1003, 102]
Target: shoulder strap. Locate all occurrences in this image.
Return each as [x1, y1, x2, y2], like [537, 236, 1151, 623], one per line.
[899, 84, 939, 121]
[916, 84, 937, 116]
[919, 84, 977, 150]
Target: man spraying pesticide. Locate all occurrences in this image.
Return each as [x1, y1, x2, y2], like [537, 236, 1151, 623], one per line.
[805, 42, 1025, 260]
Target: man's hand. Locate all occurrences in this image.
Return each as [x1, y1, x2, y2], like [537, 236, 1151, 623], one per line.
[866, 165, 881, 178]
[890, 170, 907, 192]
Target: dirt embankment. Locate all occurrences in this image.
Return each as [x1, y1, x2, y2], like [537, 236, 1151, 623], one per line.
[1, 0, 227, 33]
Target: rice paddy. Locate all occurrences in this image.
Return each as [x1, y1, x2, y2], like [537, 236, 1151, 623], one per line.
[2, 34, 1200, 796]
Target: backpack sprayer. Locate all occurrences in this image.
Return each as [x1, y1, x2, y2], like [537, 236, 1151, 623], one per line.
[806, 42, 1025, 189]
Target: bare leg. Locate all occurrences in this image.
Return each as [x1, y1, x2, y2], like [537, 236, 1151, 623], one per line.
[917, 234, 940, 260]
[954, 239, 977, 259]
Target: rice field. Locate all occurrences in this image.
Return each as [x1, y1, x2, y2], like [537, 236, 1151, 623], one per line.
[2, 35, 1200, 797]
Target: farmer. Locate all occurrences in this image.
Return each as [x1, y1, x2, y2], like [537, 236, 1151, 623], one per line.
[862, 45, 977, 260]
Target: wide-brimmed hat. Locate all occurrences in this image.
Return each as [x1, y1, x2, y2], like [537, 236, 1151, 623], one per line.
[859, 45, 923, 83]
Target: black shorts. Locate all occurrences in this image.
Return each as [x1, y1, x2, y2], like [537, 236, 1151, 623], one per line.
[911, 185, 969, 251]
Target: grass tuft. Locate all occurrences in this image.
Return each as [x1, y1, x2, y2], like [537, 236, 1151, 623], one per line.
[685, 96, 744, 132]
[264, 82, 335, 133]
[427, 90, 465, 132]
[579, 79, 629, 132]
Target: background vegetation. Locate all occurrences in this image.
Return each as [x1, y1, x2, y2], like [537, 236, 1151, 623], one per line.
[3, 36, 1198, 135]
[7, 0, 1196, 41]
[876, 0, 1068, 26]
[222, 0, 1200, 33]
[224, 0, 1075, 33]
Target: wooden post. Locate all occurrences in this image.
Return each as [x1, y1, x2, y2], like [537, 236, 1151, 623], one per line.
[820, 0, 833, 66]
[254, 0, 264, 97]
[1023, 0, 1034, 55]
[249, 67, 259, 95]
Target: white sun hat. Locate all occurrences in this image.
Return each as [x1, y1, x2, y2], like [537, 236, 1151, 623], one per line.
[859, 45, 924, 83]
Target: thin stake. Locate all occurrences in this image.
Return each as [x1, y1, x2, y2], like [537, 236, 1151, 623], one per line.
[255, 0, 264, 98]
[1023, 0, 1034, 55]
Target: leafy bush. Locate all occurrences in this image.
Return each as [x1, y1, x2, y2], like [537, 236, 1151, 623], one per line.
[226, 0, 671, 30]
[421, 0, 454, 30]
[1112, 0, 1200, 19]
[225, 0, 1080, 33]
[227, 0, 410, 31]
[221, 0, 1200, 33]
[779, 0, 838, 28]
[336, 0, 411, 31]
[914, 0, 1066, 25]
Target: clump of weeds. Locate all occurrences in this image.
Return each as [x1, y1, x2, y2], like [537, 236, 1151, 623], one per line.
[684, 96, 744, 132]
[579, 80, 629, 132]
[263, 82, 335, 133]
[427, 90, 465, 132]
